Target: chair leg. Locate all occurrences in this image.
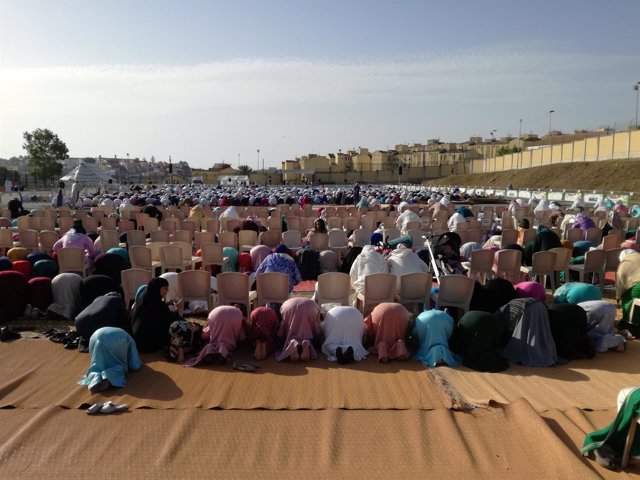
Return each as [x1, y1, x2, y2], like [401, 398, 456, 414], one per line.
[622, 416, 638, 468]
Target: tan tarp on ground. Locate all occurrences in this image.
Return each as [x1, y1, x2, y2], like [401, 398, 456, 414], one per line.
[437, 340, 640, 411]
[0, 339, 444, 410]
[0, 401, 618, 480]
[3, 337, 640, 478]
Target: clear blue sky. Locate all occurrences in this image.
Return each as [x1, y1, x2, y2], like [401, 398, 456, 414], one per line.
[1, 0, 639, 169]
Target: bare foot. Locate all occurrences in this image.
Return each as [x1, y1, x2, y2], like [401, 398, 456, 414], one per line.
[300, 340, 311, 362]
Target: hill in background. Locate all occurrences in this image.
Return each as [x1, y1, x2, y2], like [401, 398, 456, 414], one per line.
[424, 159, 640, 200]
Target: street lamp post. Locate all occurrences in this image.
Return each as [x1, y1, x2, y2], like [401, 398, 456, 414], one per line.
[257, 149, 260, 171]
[518, 119, 523, 170]
[115, 155, 119, 185]
[634, 82, 640, 128]
[126, 153, 130, 185]
[548, 110, 555, 138]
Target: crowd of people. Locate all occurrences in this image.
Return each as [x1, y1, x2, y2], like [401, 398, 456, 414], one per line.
[0, 182, 639, 408]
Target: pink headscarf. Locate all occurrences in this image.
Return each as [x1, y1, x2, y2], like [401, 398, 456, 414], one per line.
[514, 281, 547, 303]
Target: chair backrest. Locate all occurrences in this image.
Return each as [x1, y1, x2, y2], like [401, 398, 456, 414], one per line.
[0, 228, 14, 251]
[549, 247, 572, 270]
[216, 272, 254, 309]
[469, 249, 494, 274]
[361, 273, 397, 314]
[172, 241, 195, 265]
[522, 228, 536, 245]
[38, 230, 59, 254]
[327, 217, 342, 230]
[148, 241, 170, 262]
[604, 247, 622, 273]
[494, 249, 522, 282]
[58, 216, 75, 234]
[328, 229, 348, 248]
[142, 217, 159, 232]
[531, 250, 556, 274]
[129, 245, 153, 270]
[180, 220, 197, 233]
[148, 229, 169, 243]
[256, 272, 290, 306]
[436, 274, 475, 313]
[353, 228, 373, 247]
[19, 229, 40, 251]
[397, 272, 433, 306]
[266, 217, 281, 231]
[282, 230, 302, 250]
[566, 228, 584, 243]
[238, 230, 258, 249]
[315, 272, 351, 306]
[172, 229, 192, 244]
[57, 247, 86, 276]
[125, 229, 147, 247]
[99, 230, 120, 251]
[121, 268, 153, 309]
[584, 227, 602, 244]
[160, 245, 184, 272]
[259, 229, 281, 248]
[200, 242, 226, 271]
[160, 218, 179, 233]
[602, 234, 622, 251]
[382, 228, 401, 243]
[204, 218, 220, 234]
[100, 217, 117, 231]
[177, 270, 214, 316]
[118, 219, 135, 234]
[286, 216, 301, 232]
[194, 231, 216, 252]
[500, 229, 519, 248]
[217, 231, 238, 249]
[309, 232, 329, 251]
[583, 248, 606, 272]
[82, 217, 99, 234]
[343, 217, 360, 232]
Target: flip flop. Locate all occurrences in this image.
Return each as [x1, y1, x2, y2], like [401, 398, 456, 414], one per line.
[86, 402, 104, 415]
[99, 401, 128, 414]
[233, 361, 258, 372]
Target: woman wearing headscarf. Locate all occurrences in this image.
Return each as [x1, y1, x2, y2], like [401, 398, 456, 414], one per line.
[222, 246, 238, 272]
[52, 219, 96, 264]
[276, 297, 321, 362]
[413, 310, 460, 367]
[514, 281, 547, 303]
[450, 311, 509, 372]
[75, 292, 129, 351]
[0, 270, 28, 321]
[499, 298, 557, 367]
[130, 277, 179, 353]
[572, 211, 597, 232]
[80, 274, 121, 310]
[365, 302, 410, 363]
[246, 307, 279, 361]
[27, 277, 53, 313]
[184, 306, 245, 366]
[547, 304, 596, 360]
[78, 327, 142, 394]
[92, 252, 126, 284]
[47, 273, 82, 321]
[249, 244, 272, 272]
[349, 245, 388, 297]
[523, 226, 561, 266]
[321, 306, 368, 364]
[255, 244, 302, 292]
[579, 300, 627, 353]
[616, 251, 640, 322]
[482, 278, 517, 313]
[554, 282, 602, 305]
[386, 244, 430, 284]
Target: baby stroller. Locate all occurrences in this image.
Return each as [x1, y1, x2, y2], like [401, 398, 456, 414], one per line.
[420, 232, 467, 280]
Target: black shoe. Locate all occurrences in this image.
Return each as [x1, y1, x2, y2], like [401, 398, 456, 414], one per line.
[0, 327, 21, 342]
[336, 347, 346, 365]
[344, 346, 355, 364]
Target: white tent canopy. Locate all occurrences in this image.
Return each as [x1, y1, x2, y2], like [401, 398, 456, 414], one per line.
[60, 161, 112, 186]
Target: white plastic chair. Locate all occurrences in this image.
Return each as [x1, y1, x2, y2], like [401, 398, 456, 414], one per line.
[435, 274, 475, 315]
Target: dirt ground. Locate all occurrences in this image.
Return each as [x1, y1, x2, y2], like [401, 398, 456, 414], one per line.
[424, 159, 640, 200]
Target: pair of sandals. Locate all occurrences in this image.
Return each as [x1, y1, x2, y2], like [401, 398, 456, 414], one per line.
[233, 361, 259, 372]
[86, 401, 128, 415]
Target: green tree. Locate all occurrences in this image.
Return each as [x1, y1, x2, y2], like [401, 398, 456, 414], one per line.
[22, 128, 68, 186]
[237, 165, 253, 175]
